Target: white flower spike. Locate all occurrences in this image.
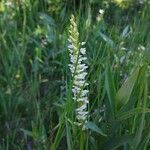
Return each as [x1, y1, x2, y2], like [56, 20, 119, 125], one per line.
[68, 15, 89, 128]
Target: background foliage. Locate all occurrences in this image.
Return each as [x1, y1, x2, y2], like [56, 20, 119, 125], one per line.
[0, 0, 150, 149]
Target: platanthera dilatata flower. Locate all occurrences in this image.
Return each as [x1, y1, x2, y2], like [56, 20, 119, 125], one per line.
[68, 15, 89, 127]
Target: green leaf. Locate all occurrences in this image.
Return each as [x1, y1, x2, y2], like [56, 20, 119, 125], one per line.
[116, 68, 140, 109]
[65, 118, 73, 150]
[51, 123, 65, 150]
[99, 32, 114, 48]
[105, 63, 116, 117]
[102, 134, 134, 150]
[121, 25, 130, 38]
[116, 107, 150, 121]
[20, 129, 33, 137]
[39, 13, 55, 26]
[85, 122, 107, 137]
[143, 50, 150, 63]
[139, 125, 150, 149]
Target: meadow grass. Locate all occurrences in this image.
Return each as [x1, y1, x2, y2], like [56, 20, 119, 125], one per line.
[0, 0, 150, 149]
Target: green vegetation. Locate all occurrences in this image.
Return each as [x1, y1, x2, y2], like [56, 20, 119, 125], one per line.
[0, 0, 150, 149]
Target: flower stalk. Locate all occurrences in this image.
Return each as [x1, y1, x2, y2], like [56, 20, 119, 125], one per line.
[68, 15, 89, 127]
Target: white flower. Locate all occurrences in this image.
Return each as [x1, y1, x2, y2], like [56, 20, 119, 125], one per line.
[97, 9, 105, 22]
[5, 1, 12, 7]
[99, 9, 104, 15]
[80, 48, 86, 55]
[68, 45, 74, 49]
[68, 15, 89, 127]
[81, 42, 86, 45]
[138, 45, 145, 51]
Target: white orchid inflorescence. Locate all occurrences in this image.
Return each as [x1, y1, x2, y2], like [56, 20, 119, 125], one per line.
[68, 15, 89, 126]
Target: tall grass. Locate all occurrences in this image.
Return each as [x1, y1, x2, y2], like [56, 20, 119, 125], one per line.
[0, 0, 149, 149]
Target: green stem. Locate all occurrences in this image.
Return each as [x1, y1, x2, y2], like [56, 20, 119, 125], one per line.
[79, 131, 85, 150]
